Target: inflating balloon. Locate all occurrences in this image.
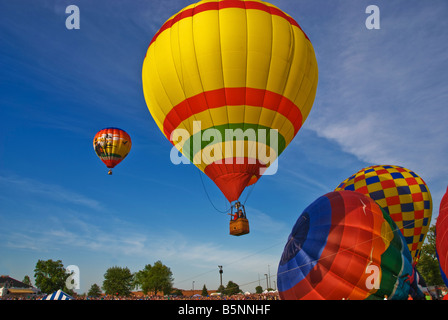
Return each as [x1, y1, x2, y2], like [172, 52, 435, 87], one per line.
[93, 127, 132, 174]
[436, 186, 448, 286]
[141, 0, 318, 204]
[277, 191, 421, 300]
[335, 165, 432, 263]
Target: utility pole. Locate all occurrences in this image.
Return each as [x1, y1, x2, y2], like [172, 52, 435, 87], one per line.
[268, 265, 271, 289]
[218, 266, 223, 288]
[264, 274, 269, 290]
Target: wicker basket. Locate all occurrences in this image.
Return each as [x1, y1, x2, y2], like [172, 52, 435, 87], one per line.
[229, 218, 250, 236]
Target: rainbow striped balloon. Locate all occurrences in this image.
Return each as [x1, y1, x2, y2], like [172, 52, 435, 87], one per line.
[278, 191, 423, 300]
[142, 0, 318, 202]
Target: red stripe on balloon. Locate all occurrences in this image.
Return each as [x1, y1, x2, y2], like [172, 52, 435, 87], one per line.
[162, 87, 303, 141]
[148, 0, 309, 48]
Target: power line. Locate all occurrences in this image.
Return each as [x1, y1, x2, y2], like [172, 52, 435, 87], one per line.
[173, 239, 285, 288]
[233, 218, 425, 291]
[276, 216, 427, 279]
[174, 214, 429, 291]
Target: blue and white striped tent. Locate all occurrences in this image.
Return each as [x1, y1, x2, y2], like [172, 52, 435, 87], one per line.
[43, 289, 74, 300]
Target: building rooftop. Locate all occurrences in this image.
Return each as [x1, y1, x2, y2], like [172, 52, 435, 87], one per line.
[0, 275, 32, 289]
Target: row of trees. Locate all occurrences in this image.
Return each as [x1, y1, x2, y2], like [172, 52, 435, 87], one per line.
[28, 259, 248, 297]
[99, 261, 176, 297]
[29, 260, 175, 297]
[23, 226, 445, 297]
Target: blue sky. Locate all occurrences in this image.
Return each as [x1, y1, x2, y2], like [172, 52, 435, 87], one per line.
[1, 0, 447, 294]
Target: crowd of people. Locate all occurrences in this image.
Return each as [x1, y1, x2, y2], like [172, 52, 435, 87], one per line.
[2, 291, 280, 300]
[5, 291, 448, 300]
[79, 291, 280, 300]
[4, 288, 448, 300]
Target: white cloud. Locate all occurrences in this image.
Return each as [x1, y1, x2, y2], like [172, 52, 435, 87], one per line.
[0, 175, 103, 211]
[246, 206, 289, 235]
[305, 2, 448, 182]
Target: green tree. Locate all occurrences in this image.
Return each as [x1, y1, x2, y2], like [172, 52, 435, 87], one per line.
[134, 264, 152, 293]
[102, 266, 134, 296]
[34, 259, 70, 294]
[87, 283, 102, 297]
[255, 285, 263, 294]
[217, 284, 225, 294]
[22, 275, 32, 287]
[201, 284, 208, 296]
[416, 225, 444, 285]
[172, 288, 183, 296]
[224, 280, 240, 295]
[134, 261, 173, 295]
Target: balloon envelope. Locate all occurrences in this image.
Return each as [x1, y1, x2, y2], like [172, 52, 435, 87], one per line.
[335, 165, 432, 263]
[93, 127, 132, 171]
[436, 186, 448, 286]
[277, 191, 418, 300]
[141, 0, 318, 202]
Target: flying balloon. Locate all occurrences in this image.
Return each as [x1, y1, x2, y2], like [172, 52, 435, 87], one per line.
[141, 0, 318, 205]
[335, 165, 432, 263]
[436, 186, 448, 287]
[277, 191, 422, 300]
[93, 127, 132, 174]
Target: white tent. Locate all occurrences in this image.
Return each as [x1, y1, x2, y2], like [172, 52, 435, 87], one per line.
[43, 289, 74, 300]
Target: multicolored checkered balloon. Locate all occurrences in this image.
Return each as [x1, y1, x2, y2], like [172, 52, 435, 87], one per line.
[335, 165, 432, 263]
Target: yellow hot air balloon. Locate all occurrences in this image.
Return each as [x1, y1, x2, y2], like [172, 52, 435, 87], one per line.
[142, 0, 318, 233]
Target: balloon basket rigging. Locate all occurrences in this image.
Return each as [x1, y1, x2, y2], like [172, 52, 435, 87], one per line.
[229, 201, 250, 236]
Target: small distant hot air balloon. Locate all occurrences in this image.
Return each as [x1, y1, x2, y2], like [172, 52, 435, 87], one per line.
[335, 165, 432, 263]
[277, 191, 422, 300]
[93, 127, 132, 175]
[141, 0, 318, 235]
[436, 186, 448, 287]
